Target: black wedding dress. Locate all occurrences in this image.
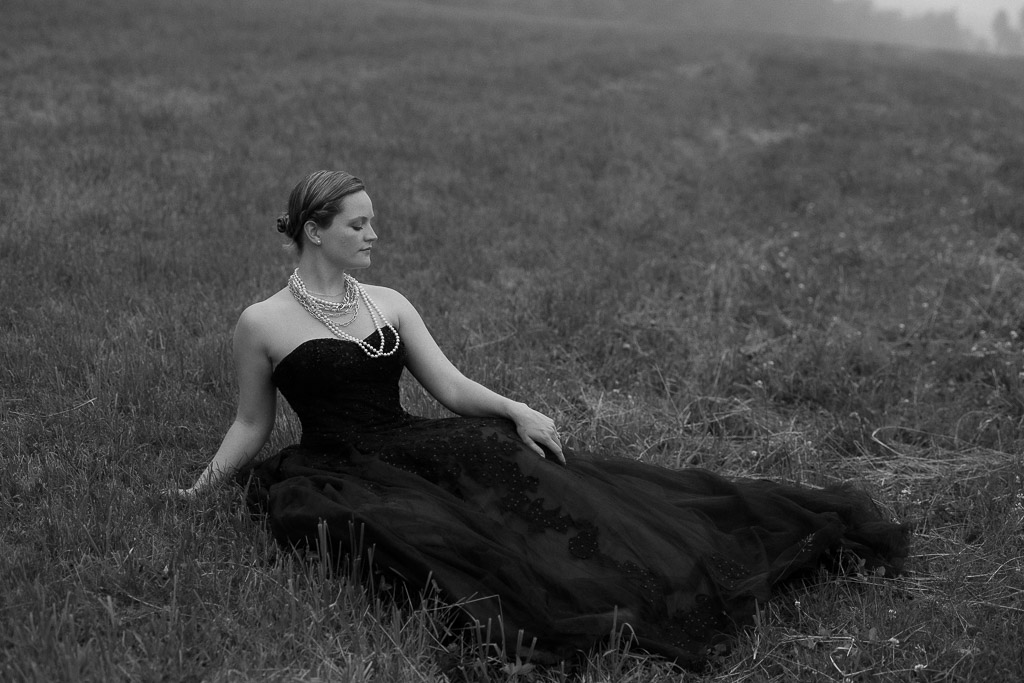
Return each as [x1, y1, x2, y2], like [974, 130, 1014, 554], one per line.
[241, 327, 909, 664]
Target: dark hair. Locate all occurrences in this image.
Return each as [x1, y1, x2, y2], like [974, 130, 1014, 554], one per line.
[276, 170, 366, 251]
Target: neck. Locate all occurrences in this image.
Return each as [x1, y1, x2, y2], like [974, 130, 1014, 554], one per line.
[295, 254, 351, 296]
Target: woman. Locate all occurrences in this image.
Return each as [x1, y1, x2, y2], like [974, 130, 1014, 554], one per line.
[183, 170, 909, 664]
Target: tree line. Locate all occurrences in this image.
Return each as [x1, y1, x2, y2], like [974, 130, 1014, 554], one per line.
[992, 6, 1024, 54]
[424, 0, 1024, 54]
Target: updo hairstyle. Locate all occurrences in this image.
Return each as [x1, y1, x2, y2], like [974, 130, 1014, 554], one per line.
[276, 170, 366, 251]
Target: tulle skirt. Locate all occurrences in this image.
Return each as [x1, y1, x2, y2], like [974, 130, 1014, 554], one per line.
[240, 416, 909, 664]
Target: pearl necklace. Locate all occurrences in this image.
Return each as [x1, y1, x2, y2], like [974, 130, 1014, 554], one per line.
[288, 269, 401, 358]
[288, 269, 359, 326]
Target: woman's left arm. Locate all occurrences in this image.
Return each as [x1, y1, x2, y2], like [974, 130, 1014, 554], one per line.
[386, 288, 564, 463]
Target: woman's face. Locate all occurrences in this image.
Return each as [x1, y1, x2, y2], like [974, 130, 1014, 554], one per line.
[316, 190, 377, 271]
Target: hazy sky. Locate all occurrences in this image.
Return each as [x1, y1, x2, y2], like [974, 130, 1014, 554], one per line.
[871, 0, 1021, 38]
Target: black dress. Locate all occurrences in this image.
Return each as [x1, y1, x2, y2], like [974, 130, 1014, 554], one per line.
[242, 327, 909, 664]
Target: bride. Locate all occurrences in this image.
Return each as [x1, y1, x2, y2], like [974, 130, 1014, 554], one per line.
[181, 170, 909, 664]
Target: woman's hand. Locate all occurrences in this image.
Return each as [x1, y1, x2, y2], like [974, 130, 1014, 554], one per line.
[164, 485, 202, 500]
[509, 402, 565, 464]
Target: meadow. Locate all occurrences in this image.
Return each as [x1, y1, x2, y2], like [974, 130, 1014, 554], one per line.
[2, 0, 1024, 680]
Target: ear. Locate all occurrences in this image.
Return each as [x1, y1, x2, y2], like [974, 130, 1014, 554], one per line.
[303, 220, 321, 245]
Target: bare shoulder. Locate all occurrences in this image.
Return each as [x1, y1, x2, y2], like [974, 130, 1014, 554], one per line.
[361, 283, 409, 302]
[235, 288, 291, 341]
[360, 284, 424, 335]
[361, 283, 416, 318]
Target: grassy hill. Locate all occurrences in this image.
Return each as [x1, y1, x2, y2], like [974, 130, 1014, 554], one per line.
[2, 0, 1023, 680]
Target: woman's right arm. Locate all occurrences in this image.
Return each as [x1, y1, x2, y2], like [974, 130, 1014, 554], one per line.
[180, 306, 277, 496]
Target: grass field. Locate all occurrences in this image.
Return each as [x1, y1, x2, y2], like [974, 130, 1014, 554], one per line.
[2, 0, 1024, 680]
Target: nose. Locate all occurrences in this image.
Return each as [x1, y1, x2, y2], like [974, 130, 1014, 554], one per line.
[366, 225, 378, 242]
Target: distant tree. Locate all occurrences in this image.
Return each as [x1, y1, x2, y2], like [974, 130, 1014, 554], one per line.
[425, 0, 981, 51]
[992, 8, 1024, 53]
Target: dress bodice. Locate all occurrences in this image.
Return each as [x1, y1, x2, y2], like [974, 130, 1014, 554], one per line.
[271, 327, 410, 445]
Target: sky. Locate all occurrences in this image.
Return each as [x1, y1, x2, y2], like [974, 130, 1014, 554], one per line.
[870, 0, 1022, 39]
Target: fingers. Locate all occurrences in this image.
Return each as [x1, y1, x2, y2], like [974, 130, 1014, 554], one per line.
[513, 405, 566, 464]
[542, 431, 565, 464]
[164, 486, 199, 500]
[522, 436, 547, 459]
[520, 429, 566, 464]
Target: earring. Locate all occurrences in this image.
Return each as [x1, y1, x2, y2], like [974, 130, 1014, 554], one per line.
[312, 237, 322, 245]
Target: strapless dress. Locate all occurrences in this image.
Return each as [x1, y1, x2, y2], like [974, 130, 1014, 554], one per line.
[240, 326, 909, 664]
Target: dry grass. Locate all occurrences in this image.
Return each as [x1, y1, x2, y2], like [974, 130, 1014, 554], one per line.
[2, 0, 1024, 680]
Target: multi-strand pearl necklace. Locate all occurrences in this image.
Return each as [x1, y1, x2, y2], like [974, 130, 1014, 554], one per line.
[289, 270, 359, 325]
[288, 269, 401, 358]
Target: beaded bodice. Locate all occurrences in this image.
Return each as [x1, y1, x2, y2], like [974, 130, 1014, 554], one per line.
[272, 327, 411, 445]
